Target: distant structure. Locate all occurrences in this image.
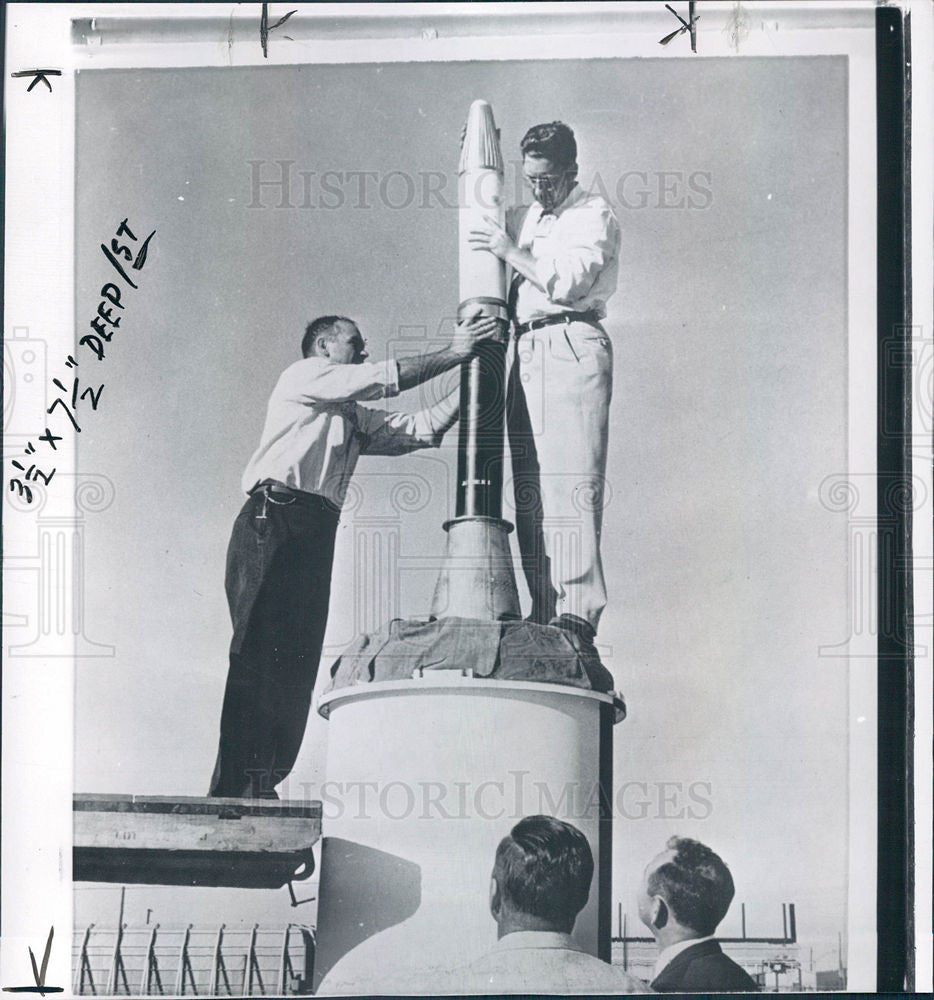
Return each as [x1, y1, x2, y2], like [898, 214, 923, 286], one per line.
[613, 902, 813, 990]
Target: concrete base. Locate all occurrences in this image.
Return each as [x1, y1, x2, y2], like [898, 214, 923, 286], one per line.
[313, 676, 618, 994]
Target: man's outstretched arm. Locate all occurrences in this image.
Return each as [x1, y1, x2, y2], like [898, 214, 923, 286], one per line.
[396, 315, 500, 391]
[357, 387, 461, 456]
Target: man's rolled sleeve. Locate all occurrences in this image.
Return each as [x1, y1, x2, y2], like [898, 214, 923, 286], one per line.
[283, 358, 400, 404]
[536, 209, 619, 306]
[358, 391, 459, 456]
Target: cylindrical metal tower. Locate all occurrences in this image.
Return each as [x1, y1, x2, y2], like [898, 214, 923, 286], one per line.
[313, 677, 618, 993]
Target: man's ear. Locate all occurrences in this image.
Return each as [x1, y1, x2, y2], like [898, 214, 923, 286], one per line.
[316, 336, 329, 358]
[650, 895, 669, 930]
[489, 876, 501, 918]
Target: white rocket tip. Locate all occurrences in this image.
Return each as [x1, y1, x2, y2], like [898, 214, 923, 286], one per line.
[459, 99, 503, 175]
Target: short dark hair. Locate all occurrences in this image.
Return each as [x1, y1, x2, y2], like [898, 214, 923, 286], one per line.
[520, 122, 578, 171]
[648, 837, 735, 936]
[302, 315, 353, 358]
[493, 815, 593, 931]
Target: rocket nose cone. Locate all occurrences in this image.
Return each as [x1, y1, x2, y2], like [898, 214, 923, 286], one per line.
[459, 99, 504, 175]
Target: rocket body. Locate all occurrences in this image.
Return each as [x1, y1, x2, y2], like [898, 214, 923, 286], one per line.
[430, 99, 519, 619]
[455, 100, 508, 521]
[457, 99, 509, 326]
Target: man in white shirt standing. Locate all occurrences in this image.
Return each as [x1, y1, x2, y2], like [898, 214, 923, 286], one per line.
[469, 121, 620, 649]
[209, 313, 498, 798]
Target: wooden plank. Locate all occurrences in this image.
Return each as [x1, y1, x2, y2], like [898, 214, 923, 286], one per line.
[73, 794, 321, 889]
[74, 795, 321, 852]
[74, 793, 321, 819]
[76, 810, 319, 853]
[74, 847, 315, 888]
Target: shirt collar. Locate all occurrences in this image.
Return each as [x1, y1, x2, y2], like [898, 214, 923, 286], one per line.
[493, 931, 582, 953]
[533, 182, 584, 220]
[653, 935, 715, 978]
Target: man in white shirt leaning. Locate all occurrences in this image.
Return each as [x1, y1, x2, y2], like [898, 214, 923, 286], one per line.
[469, 121, 620, 650]
[209, 313, 498, 798]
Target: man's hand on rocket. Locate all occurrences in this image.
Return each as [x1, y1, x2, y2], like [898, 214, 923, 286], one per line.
[469, 217, 545, 293]
[468, 216, 514, 261]
[451, 313, 502, 357]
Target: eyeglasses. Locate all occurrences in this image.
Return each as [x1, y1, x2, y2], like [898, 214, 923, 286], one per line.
[524, 173, 565, 190]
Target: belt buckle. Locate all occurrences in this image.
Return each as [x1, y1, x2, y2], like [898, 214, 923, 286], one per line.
[266, 484, 296, 506]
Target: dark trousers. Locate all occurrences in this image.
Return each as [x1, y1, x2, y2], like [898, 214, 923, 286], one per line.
[209, 489, 339, 798]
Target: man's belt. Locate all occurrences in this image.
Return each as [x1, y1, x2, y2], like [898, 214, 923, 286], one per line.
[514, 310, 602, 336]
[250, 480, 339, 512]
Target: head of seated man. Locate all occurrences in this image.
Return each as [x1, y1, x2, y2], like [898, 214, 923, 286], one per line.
[490, 814, 593, 936]
[301, 314, 368, 365]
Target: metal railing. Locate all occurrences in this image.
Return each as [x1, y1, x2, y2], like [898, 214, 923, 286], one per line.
[73, 922, 314, 996]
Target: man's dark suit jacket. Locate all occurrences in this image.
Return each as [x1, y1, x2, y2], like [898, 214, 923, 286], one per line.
[651, 939, 760, 992]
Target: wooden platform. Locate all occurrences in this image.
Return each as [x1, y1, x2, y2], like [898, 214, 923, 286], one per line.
[73, 794, 321, 889]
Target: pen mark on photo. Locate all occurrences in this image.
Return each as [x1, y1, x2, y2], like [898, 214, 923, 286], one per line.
[260, 4, 297, 59]
[132, 230, 157, 270]
[2, 926, 63, 995]
[8, 220, 155, 505]
[659, 3, 699, 52]
[10, 70, 62, 93]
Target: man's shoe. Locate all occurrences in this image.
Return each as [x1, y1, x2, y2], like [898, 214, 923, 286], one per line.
[549, 613, 597, 646]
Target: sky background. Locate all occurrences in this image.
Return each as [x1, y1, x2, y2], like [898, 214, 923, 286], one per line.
[72, 56, 849, 972]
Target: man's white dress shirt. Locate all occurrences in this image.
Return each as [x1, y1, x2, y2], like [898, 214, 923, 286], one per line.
[506, 182, 621, 324]
[242, 357, 457, 505]
[461, 930, 650, 994]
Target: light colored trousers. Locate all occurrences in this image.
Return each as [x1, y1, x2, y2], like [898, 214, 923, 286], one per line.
[506, 319, 613, 632]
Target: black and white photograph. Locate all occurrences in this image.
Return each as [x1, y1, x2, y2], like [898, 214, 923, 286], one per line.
[1, 2, 931, 996]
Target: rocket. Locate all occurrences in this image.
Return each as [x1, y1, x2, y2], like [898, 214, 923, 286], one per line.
[430, 99, 520, 620]
[455, 99, 508, 522]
